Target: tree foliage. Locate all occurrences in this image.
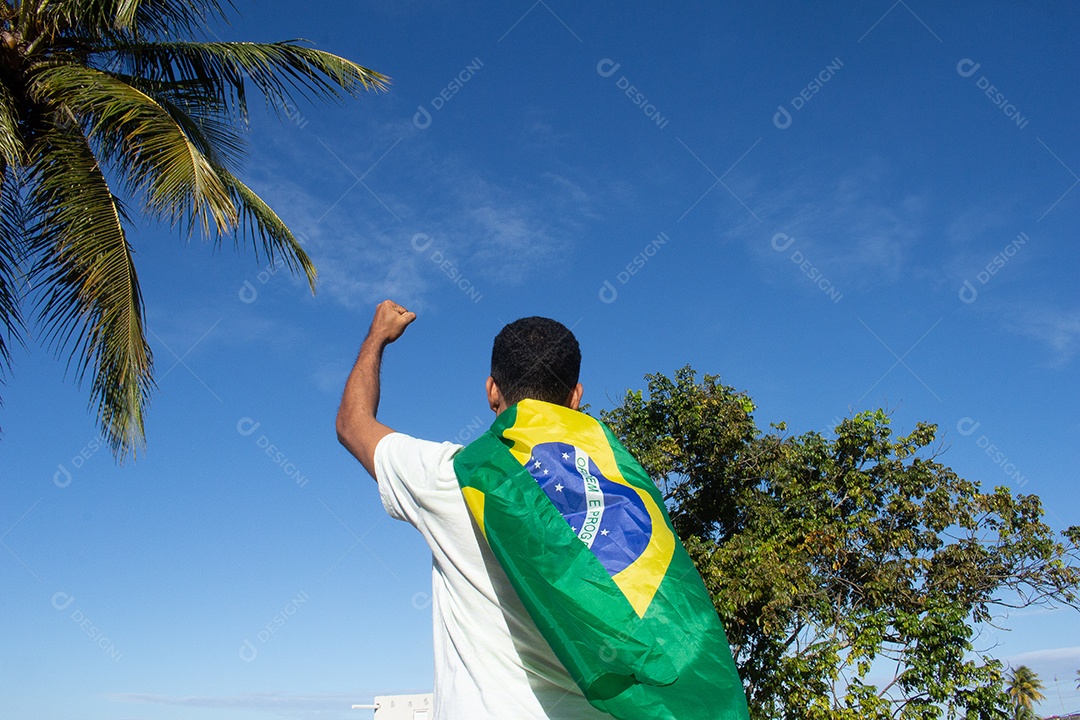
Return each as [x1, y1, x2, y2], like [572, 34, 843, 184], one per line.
[0, 0, 387, 456]
[602, 366, 1080, 720]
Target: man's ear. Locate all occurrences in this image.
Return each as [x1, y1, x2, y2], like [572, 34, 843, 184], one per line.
[568, 383, 584, 410]
[486, 376, 503, 414]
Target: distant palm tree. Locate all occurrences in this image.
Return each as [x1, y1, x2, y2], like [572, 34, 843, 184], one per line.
[1, 0, 387, 456]
[1007, 665, 1046, 720]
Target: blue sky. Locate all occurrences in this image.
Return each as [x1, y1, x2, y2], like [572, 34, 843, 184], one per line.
[3, 1, 1079, 718]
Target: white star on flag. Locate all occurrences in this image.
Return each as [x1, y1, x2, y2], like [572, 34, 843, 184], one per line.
[543, 468, 548, 474]
[554, 483, 564, 492]
[562, 452, 570, 460]
[533, 460, 541, 469]
[600, 529, 609, 536]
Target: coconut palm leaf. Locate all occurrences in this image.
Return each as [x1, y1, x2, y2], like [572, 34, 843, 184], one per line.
[32, 63, 237, 236]
[25, 124, 152, 456]
[103, 40, 389, 119]
[215, 166, 316, 289]
[0, 173, 26, 371]
[29, 0, 223, 40]
[119, 72, 247, 172]
[116, 0, 227, 37]
[0, 87, 27, 371]
[0, 83, 25, 168]
[0, 0, 387, 457]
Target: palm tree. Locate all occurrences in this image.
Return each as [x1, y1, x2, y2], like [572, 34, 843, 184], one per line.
[1007, 665, 1045, 720]
[1, 0, 387, 457]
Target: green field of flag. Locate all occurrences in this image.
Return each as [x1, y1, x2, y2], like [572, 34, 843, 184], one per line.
[453, 399, 750, 720]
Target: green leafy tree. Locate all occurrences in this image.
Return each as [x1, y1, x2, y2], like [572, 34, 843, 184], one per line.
[0, 0, 387, 456]
[602, 366, 1080, 720]
[1005, 665, 1044, 720]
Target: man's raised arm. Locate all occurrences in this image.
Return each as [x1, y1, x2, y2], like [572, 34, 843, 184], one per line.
[336, 300, 416, 479]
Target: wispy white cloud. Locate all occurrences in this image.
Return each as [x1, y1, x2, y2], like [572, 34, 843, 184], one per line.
[309, 359, 353, 396]
[1004, 645, 1080, 665]
[1007, 305, 1080, 367]
[107, 691, 376, 719]
[730, 154, 927, 288]
[239, 117, 598, 314]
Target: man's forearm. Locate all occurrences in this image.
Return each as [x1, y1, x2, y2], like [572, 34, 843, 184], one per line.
[343, 336, 386, 421]
[338, 300, 416, 478]
[336, 336, 394, 478]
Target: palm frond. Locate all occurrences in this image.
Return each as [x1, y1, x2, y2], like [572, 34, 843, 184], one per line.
[25, 124, 153, 458]
[107, 70, 248, 167]
[102, 39, 389, 120]
[117, 0, 229, 37]
[29, 0, 226, 40]
[31, 62, 238, 237]
[0, 85, 27, 370]
[215, 165, 316, 291]
[0, 169, 27, 372]
[0, 82, 26, 169]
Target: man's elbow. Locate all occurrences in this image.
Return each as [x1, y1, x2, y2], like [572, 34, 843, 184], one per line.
[335, 410, 356, 450]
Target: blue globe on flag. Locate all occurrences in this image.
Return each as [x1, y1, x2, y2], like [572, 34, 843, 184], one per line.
[523, 441, 653, 577]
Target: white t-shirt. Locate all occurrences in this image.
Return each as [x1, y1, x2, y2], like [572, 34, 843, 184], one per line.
[375, 432, 612, 720]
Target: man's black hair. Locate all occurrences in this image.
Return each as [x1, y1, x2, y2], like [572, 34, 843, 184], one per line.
[491, 317, 580, 407]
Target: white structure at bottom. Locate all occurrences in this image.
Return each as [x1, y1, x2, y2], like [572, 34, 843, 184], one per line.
[353, 693, 433, 719]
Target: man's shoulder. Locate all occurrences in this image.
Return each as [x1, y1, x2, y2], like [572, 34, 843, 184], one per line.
[377, 431, 464, 458]
[375, 432, 465, 482]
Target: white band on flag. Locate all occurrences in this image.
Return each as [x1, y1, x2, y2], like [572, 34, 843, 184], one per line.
[574, 447, 605, 548]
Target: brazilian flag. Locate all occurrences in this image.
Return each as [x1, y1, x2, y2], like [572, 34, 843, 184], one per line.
[453, 399, 749, 720]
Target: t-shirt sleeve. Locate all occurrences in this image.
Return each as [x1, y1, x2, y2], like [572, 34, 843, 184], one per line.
[374, 432, 463, 531]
